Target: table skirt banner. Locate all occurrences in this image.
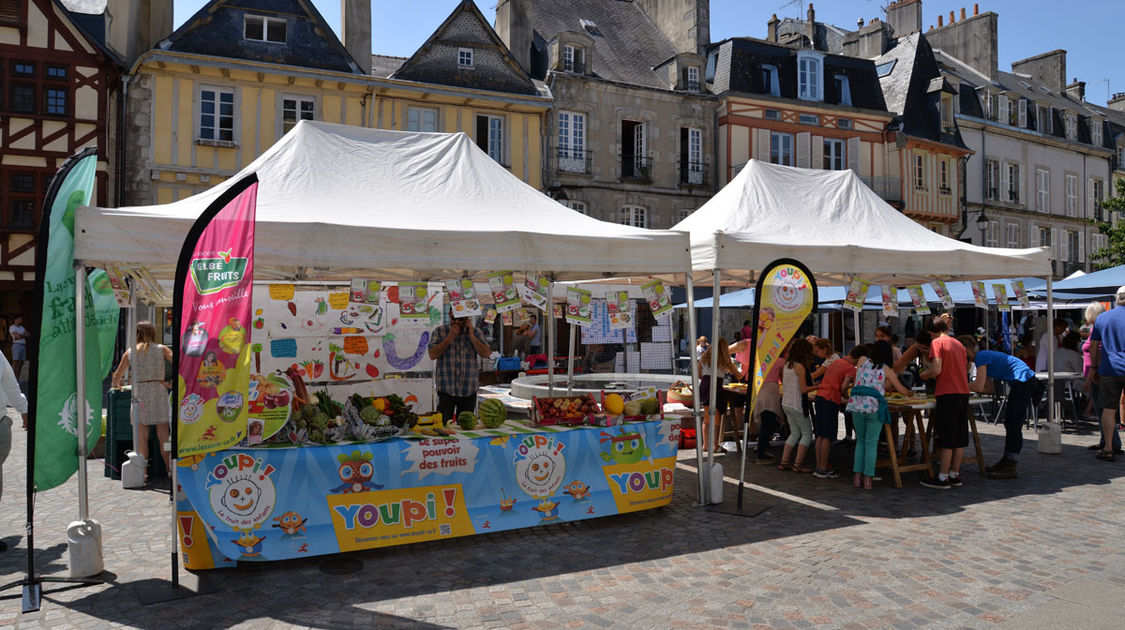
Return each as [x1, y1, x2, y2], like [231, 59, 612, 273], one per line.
[175, 420, 680, 569]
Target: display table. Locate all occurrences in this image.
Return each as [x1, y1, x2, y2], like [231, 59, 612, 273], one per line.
[175, 419, 680, 569]
[877, 396, 990, 488]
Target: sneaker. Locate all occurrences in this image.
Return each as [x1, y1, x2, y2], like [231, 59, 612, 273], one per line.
[948, 475, 963, 487]
[985, 457, 1008, 473]
[823, 468, 839, 479]
[920, 477, 952, 489]
[987, 461, 1017, 479]
[813, 468, 829, 479]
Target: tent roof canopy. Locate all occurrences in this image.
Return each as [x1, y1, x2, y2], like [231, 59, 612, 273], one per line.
[672, 160, 1052, 285]
[1030, 263, 1125, 298]
[74, 121, 689, 282]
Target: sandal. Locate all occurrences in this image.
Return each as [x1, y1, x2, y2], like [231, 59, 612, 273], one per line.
[863, 476, 873, 491]
[1095, 450, 1116, 462]
[777, 461, 792, 471]
[791, 465, 813, 473]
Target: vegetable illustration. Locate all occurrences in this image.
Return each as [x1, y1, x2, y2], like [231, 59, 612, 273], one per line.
[328, 343, 356, 381]
[382, 332, 430, 371]
[366, 364, 379, 378]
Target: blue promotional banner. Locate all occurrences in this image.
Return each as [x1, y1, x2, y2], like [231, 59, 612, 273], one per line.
[175, 420, 680, 569]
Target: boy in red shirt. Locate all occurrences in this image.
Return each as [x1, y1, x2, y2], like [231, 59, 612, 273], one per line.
[919, 318, 969, 489]
[813, 345, 865, 478]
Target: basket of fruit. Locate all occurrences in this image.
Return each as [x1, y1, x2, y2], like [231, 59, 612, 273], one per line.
[666, 381, 693, 406]
[531, 394, 600, 426]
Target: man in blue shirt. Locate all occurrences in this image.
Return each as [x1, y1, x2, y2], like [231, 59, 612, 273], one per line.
[1089, 286, 1125, 462]
[960, 336, 1039, 478]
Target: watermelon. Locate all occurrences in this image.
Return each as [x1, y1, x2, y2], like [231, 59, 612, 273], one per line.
[479, 399, 507, 428]
[457, 411, 477, 430]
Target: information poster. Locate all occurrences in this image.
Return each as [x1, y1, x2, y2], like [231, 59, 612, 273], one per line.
[843, 277, 869, 312]
[566, 287, 593, 326]
[484, 308, 497, 325]
[350, 279, 381, 305]
[971, 281, 988, 309]
[641, 279, 672, 318]
[932, 280, 955, 310]
[993, 283, 1011, 312]
[1010, 280, 1030, 308]
[487, 271, 520, 313]
[519, 272, 550, 311]
[906, 285, 930, 315]
[881, 286, 898, 319]
[446, 278, 481, 318]
[607, 291, 633, 330]
[397, 283, 431, 322]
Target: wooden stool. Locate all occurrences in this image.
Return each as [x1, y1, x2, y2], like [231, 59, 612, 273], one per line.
[882, 408, 934, 485]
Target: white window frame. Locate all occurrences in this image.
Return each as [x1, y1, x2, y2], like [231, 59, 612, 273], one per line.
[563, 45, 575, 72]
[1065, 112, 1077, 140]
[280, 94, 315, 135]
[834, 74, 851, 106]
[1005, 222, 1020, 248]
[1065, 173, 1078, 217]
[941, 93, 954, 131]
[619, 205, 648, 228]
[197, 85, 237, 143]
[684, 126, 703, 183]
[1037, 168, 1050, 213]
[244, 15, 286, 44]
[769, 131, 793, 166]
[797, 52, 823, 102]
[476, 113, 504, 164]
[562, 200, 587, 215]
[985, 220, 999, 247]
[1091, 119, 1103, 146]
[1007, 162, 1021, 204]
[913, 152, 927, 190]
[458, 48, 474, 68]
[823, 138, 844, 171]
[557, 110, 586, 172]
[407, 105, 439, 132]
[686, 66, 700, 92]
[1017, 99, 1027, 128]
[676, 208, 694, 224]
[998, 95, 1010, 125]
[986, 160, 999, 200]
[761, 64, 779, 97]
[1090, 178, 1105, 219]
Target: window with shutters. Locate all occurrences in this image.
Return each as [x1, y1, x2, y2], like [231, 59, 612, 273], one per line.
[1059, 229, 1069, 263]
[913, 153, 927, 190]
[476, 114, 505, 164]
[620, 120, 648, 179]
[1017, 99, 1027, 128]
[998, 95, 1010, 125]
[1065, 112, 1076, 140]
[1038, 104, 1052, 134]
[1006, 223, 1020, 248]
[985, 220, 998, 247]
[619, 205, 648, 228]
[679, 126, 704, 184]
[282, 95, 316, 134]
[760, 65, 779, 97]
[557, 111, 587, 173]
[823, 138, 844, 171]
[1091, 119, 1103, 146]
[1065, 174, 1078, 217]
[939, 159, 951, 195]
[1090, 178, 1105, 220]
[986, 160, 999, 200]
[1039, 227, 1051, 248]
[834, 75, 851, 106]
[1068, 231, 1080, 263]
[770, 132, 793, 166]
[797, 52, 822, 101]
[407, 106, 438, 132]
[1036, 168, 1050, 213]
[1007, 162, 1021, 204]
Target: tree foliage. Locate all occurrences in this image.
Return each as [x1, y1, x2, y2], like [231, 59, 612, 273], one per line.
[1091, 178, 1125, 270]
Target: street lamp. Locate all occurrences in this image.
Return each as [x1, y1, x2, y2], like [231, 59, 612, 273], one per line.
[976, 212, 990, 240]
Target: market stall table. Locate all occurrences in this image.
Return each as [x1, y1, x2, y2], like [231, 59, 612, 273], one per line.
[876, 395, 991, 488]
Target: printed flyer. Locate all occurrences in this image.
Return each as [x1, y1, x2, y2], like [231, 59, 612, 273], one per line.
[484, 308, 497, 325]
[881, 286, 898, 319]
[971, 281, 988, 309]
[519, 272, 551, 311]
[1010, 280, 1030, 308]
[843, 277, 869, 312]
[487, 271, 521, 313]
[446, 278, 481, 318]
[932, 280, 955, 310]
[641, 279, 672, 318]
[397, 283, 431, 322]
[607, 291, 633, 330]
[566, 287, 593, 326]
[906, 286, 930, 315]
[174, 420, 680, 569]
[350, 279, 381, 305]
[993, 283, 1011, 311]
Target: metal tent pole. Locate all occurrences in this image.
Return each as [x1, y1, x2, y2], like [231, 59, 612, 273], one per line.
[74, 266, 90, 522]
[1047, 276, 1054, 424]
[707, 270, 721, 495]
[566, 323, 577, 396]
[684, 272, 705, 504]
[547, 277, 556, 398]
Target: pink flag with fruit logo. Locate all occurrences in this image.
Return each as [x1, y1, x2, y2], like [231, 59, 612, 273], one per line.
[174, 175, 258, 457]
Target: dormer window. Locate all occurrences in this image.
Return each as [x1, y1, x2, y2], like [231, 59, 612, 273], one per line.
[834, 74, 851, 106]
[244, 15, 286, 43]
[998, 94, 1009, 125]
[458, 48, 474, 68]
[563, 45, 576, 72]
[1091, 119, 1103, 146]
[687, 66, 700, 92]
[1065, 112, 1077, 140]
[797, 52, 822, 102]
[941, 93, 954, 132]
[1017, 99, 1027, 127]
[761, 64, 779, 97]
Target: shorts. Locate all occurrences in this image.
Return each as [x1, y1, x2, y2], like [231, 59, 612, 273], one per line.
[1098, 374, 1125, 410]
[813, 396, 839, 439]
[11, 343, 25, 360]
[933, 393, 969, 449]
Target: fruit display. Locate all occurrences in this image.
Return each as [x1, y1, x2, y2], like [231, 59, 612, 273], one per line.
[478, 398, 508, 428]
[604, 389, 664, 421]
[457, 411, 477, 430]
[533, 395, 599, 426]
[666, 382, 693, 406]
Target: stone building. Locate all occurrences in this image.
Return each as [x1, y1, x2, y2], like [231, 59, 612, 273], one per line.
[0, 0, 122, 318]
[496, 0, 717, 228]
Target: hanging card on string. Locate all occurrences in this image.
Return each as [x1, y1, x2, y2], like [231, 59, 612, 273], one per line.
[1010, 280, 1030, 308]
[566, 287, 593, 326]
[446, 278, 481, 318]
[641, 279, 673, 318]
[906, 285, 930, 315]
[992, 284, 1011, 312]
[486, 271, 520, 313]
[881, 286, 898, 318]
[931, 280, 955, 310]
[843, 277, 869, 312]
[971, 281, 988, 309]
[519, 272, 551, 311]
[607, 290, 632, 329]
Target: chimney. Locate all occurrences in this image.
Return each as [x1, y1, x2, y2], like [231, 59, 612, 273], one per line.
[886, 0, 922, 36]
[974, 4, 979, 15]
[949, 11, 955, 23]
[937, 15, 943, 27]
[635, 0, 710, 55]
[1066, 78, 1086, 102]
[1109, 92, 1125, 112]
[342, 0, 372, 75]
[925, 8, 998, 81]
[495, 0, 532, 72]
[768, 13, 779, 42]
[807, 3, 816, 49]
[1011, 50, 1067, 93]
[857, 17, 864, 28]
[106, 0, 173, 67]
[961, 7, 967, 19]
[856, 19, 890, 58]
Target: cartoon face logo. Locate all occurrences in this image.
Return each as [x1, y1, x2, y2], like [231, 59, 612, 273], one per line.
[600, 429, 651, 465]
[331, 450, 383, 493]
[221, 478, 261, 516]
[272, 511, 307, 535]
[209, 471, 277, 529]
[514, 449, 566, 498]
[771, 269, 809, 313]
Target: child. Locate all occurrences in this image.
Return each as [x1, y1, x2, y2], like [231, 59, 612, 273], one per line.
[846, 340, 913, 490]
[813, 345, 865, 478]
[779, 338, 817, 473]
[919, 318, 969, 489]
[810, 338, 839, 383]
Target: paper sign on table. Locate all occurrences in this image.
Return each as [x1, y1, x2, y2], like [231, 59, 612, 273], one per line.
[641, 279, 672, 318]
[487, 271, 520, 313]
[566, 287, 593, 326]
[992, 284, 1011, 311]
[446, 278, 481, 318]
[397, 283, 431, 321]
[269, 284, 295, 301]
[931, 280, 955, 310]
[881, 286, 898, 318]
[971, 281, 988, 309]
[906, 285, 930, 315]
[520, 272, 551, 311]
[1010, 280, 1030, 308]
[843, 277, 869, 312]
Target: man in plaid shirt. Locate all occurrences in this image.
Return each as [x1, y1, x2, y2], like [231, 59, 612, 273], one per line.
[428, 313, 491, 422]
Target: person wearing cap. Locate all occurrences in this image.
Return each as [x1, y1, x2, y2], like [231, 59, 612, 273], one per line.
[1088, 287, 1125, 462]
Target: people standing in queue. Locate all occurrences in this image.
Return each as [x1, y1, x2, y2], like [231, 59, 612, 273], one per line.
[846, 340, 913, 490]
[959, 335, 1038, 479]
[428, 313, 492, 423]
[111, 320, 173, 479]
[919, 318, 969, 489]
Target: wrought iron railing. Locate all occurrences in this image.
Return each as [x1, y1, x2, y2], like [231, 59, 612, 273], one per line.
[557, 148, 592, 174]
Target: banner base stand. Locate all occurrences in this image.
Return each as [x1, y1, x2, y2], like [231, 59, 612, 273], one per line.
[704, 502, 770, 518]
[0, 575, 106, 613]
[133, 573, 217, 606]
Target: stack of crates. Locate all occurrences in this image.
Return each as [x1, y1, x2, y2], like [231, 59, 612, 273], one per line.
[104, 388, 168, 480]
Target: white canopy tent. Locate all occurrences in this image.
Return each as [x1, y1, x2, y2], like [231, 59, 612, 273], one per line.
[669, 160, 1054, 500]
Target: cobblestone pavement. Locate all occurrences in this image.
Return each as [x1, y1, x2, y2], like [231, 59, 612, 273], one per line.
[2, 408, 1124, 629]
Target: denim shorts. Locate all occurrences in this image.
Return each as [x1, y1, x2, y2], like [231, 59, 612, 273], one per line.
[813, 396, 839, 439]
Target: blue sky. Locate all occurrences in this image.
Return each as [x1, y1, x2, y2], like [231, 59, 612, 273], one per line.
[174, 1, 1123, 106]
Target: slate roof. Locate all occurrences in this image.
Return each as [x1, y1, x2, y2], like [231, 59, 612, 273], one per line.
[776, 17, 849, 54]
[874, 33, 967, 149]
[526, 0, 678, 89]
[708, 37, 887, 112]
[56, 0, 123, 65]
[391, 0, 537, 96]
[161, 0, 362, 74]
[370, 55, 407, 79]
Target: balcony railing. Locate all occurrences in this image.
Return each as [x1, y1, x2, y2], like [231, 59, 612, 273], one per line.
[557, 148, 592, 174]
[678, 160, 708, 186]
[620, 155, 653, 182]
[859, 176, 902, 202]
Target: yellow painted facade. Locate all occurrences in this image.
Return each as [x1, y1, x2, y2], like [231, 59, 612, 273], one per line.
[133, 53, 548, 205]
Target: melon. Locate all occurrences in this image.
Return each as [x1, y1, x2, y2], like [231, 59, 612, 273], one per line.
[457, 411, 477, 430]
[479, 399, 507, 428]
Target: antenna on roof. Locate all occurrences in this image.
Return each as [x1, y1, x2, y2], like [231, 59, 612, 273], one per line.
[1103, 78, 1111, 103]
[778, 0, 804, 17]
